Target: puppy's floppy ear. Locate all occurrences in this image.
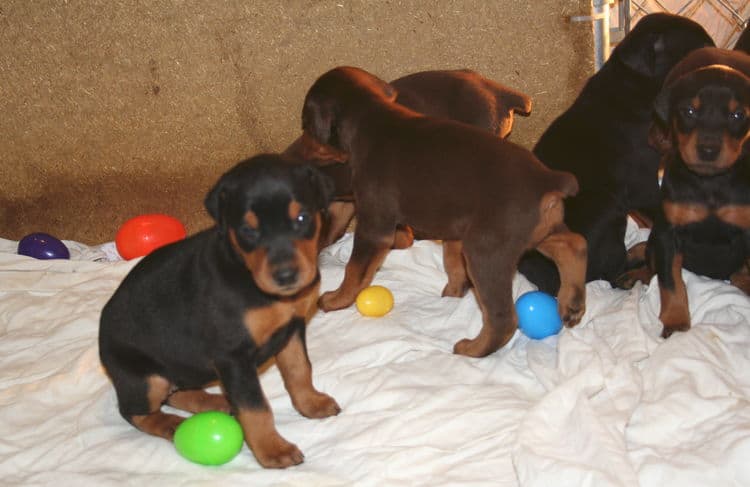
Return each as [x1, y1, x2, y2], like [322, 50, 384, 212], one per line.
[302, 95, 338, 147]
[205, 174, 231, 231]
[297, 164, 335, 211]
[648, 120, 672, 153]
[653, 83, 671, 124]
[618, 32, 664, 78]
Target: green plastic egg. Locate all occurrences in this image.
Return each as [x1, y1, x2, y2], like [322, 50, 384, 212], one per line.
[173, 411, 244, 465]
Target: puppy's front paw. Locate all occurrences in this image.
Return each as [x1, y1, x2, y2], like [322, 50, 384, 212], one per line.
[295, 391, 341, 419]
[661, 322, 690, 339]
[318, 290, 353, 312]
[453, 337, 499, 358]
[253, 435, 304, 469]
[441, 281, 469, 298]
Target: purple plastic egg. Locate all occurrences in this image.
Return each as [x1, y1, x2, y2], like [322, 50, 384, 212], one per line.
[17, 233, 71, 260]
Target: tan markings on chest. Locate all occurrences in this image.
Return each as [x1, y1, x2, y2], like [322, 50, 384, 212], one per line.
[243, 282, 320, 346]
[664, 200, 750, 229]
[716, 205, 750, 229]
[663, 200, 710, 226]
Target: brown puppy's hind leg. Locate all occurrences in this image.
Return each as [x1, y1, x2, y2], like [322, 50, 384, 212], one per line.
[129, 375, 185, 441]
[453, 240, 519, 357]
[441, 240, 470, 297]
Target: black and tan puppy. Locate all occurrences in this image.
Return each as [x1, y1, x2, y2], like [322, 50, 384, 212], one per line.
[99, 154, 339, 468]
[518, 13, 714, 295]
[301, 66, 586, 358]
[634, 48, 750, 338]
[285, 69, 532, 249]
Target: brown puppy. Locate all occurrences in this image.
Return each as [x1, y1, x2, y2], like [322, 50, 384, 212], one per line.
[285, 69, 532, 251]
[301, 66, 586, 358]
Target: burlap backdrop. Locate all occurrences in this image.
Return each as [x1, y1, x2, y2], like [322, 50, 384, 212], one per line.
[0, 1, 594, 243]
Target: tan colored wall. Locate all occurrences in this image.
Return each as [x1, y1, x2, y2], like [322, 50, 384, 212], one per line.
[0, 1, 594, 243]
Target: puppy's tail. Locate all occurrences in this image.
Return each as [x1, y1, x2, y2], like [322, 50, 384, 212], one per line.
[503, 90, 533, 117]
[551, 170, 579, 198]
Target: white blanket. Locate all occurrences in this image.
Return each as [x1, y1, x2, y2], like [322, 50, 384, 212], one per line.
[1, 220, 749, 486]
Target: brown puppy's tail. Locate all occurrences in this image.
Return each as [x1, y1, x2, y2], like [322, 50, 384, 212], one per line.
[485, 79, 532, 117]
[551, 169, 579, 198]
[502, 90, 533, 117]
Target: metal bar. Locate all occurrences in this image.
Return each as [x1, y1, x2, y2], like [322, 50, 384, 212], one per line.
[592, 0, 611, 70]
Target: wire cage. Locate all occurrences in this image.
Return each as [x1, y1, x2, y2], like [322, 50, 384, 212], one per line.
[604, 0, 749, 64]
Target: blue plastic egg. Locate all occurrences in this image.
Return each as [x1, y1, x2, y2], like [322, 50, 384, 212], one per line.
[17, 233, 71, 260]
[515, 291, 562, 339]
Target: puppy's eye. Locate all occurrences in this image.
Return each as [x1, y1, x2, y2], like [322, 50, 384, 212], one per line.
[681, 106, 697, 119]
[730, 110, 746, 122]
[238, 225, 260, 244]
[292, 210, 311, 232]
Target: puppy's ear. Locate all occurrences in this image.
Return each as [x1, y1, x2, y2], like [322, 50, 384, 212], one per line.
[653, 83, 671, 124]
[298, 164, 335, 211]
[205, 175, 230, 231]
[618, 32, 663, 78]
[302, 95, 338, 147]
[648, 121, 672, 153]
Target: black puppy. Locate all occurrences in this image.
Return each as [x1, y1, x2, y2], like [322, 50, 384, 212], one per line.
[99, 154, 339, 468]
[735, 23, 750, 54]
[518, 13, 714, 294]
[635, 48, 750, 338]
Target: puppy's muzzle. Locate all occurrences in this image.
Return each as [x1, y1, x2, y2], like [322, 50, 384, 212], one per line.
[272, 266, 299, 287]
[696, 142, 720, 162]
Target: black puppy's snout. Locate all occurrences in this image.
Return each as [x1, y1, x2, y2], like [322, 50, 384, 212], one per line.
[697, 143, 720, 161]
[272, 267, 299, 286]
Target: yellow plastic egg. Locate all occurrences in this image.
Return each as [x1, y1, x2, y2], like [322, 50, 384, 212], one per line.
[355, 285, 394, 317]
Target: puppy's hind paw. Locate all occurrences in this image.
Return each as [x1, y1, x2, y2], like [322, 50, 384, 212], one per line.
[614, 265, 654, 290]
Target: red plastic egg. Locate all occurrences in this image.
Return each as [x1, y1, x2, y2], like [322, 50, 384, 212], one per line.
[115, 214, 186, 260]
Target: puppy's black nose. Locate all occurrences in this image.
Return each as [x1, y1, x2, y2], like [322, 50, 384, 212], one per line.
[273, 267, 299, 286]
[697, 144, 720, 161]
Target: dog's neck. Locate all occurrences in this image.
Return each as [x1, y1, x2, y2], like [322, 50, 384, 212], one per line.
[337, 99, 420, 155]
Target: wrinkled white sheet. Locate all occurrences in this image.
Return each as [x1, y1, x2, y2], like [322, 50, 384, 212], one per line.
[1, 220, 749, 486]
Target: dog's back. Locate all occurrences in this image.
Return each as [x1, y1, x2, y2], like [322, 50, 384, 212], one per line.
[347, 108, 577, 239]
[99, 231, 229, 387]
[391, 69, 532, 137]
